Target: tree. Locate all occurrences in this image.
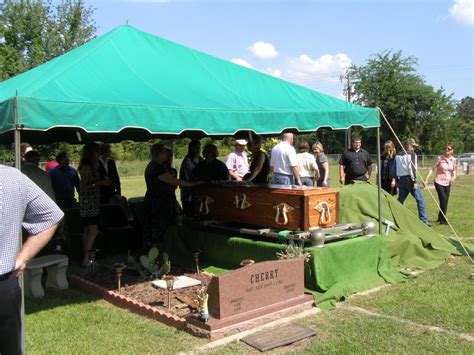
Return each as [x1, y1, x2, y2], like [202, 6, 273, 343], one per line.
[0, 0, 96, 80]
[455, 97, 474, 152]
[0, 0, 96, 162]
[348, 50, 457, 154]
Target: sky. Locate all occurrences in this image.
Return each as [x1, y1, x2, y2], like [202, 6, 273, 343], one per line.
[89, 0, 473, 100]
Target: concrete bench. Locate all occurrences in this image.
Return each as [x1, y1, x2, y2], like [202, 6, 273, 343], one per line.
[24, 254, 69, 298]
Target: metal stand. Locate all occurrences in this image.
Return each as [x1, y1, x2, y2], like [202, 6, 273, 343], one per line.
[200, 220, 376, 247]
[308, 221, 376, 248]
[113, 263, 126, 292]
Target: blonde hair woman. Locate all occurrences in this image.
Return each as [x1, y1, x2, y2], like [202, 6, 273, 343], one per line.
[312, 142, 330, 187]
[381, 140, 397, 195]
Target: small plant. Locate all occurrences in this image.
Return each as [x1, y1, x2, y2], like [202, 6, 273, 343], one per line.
[136, 247, 171, 279]
[276, 240, 311, 263]
[140, 247, 160, 275]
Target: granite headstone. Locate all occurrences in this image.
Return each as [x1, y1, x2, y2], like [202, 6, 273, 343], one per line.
[207, 258, 305, 319]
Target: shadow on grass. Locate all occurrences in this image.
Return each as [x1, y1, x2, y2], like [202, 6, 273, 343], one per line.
[448, 238, 474, 257]
[25, 287, 101, 315]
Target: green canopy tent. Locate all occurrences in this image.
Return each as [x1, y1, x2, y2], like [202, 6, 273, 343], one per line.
[0, 25, 379, 145]
[0, 25, 384, 349]
[0, 23, 383, 226]
[0, 22, 385, 263]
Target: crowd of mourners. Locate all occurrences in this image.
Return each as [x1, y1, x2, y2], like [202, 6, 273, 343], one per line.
[0, 135, 459, 355]
[18, 142, 123, 266]
[14, 133, 457, 265]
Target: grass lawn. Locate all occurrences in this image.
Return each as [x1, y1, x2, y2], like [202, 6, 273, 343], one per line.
[25, 165, 474, 354]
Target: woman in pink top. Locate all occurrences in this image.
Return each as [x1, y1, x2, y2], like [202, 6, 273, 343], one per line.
[424, 143, 457, 224]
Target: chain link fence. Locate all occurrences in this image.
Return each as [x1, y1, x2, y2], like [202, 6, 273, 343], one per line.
[2, 155, 470, 177]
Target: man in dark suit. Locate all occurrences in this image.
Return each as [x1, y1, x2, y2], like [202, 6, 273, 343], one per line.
[98, 144, 122, 204]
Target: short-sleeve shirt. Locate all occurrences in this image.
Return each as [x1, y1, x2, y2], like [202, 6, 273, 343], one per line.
[225, 150, 249, 178]
[48, 165, 81, 201]
[434, 155, 456, 186]
[296, 152, 318, 178]
[144, 161, 174, 200]
[21, 162, 56, 201]
[0, 165, 64, 275]
[339, 148, 372, 180]
[316, 153, 330, 181]
[270, 141, 298, 175]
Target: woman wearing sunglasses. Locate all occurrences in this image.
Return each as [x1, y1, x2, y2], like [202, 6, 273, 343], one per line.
[424, 143, 457, 225]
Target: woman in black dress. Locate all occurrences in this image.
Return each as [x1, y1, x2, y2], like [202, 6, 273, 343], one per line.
[144, 143, 199, 248]
[381, 140, 397, 195]
[78, 142, 111, 266]
[243, 135, 270, 184]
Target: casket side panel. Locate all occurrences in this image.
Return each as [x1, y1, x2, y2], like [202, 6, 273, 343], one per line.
[307, 190, 339, 228]
[193, 185, 304, 230]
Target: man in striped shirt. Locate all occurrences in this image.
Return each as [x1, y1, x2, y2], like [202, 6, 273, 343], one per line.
[0, 165, 64, 355]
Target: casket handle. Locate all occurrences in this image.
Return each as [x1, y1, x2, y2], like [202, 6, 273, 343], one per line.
[315, 201, 332, 225]
[233, 193, 251, 209]
[199, 196, 214, 215]
[273, 203, 294, 226]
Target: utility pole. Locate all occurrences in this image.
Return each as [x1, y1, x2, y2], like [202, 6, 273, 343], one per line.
[340, 71, 352, 149]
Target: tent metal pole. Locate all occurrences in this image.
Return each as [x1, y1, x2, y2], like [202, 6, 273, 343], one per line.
[345, 127, 352, 149]
[13, 97, 21, 169]
[13, 94, 25, 354]
[376, 126, 382, 235]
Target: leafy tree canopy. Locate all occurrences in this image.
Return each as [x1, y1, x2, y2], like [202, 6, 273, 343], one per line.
[0, 0, 96, 79]
[348, 50, 460, 154]
[0, 0, 98, 162]
[455, 97, 474, 152]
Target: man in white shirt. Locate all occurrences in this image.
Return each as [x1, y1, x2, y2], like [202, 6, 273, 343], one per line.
[270, 133, 302, 186]
[226, 139, 249, 181]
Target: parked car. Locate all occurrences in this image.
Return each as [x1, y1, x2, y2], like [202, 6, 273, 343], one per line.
[458, 153, 474, 165]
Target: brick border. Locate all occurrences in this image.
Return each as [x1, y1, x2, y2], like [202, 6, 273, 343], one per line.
[70, 274, 314, 338]
[70, 275, 186, 329]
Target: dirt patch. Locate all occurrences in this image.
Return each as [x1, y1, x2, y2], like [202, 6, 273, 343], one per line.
[81, 265, 212, 318]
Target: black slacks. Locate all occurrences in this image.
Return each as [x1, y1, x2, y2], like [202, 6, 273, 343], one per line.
[0, 274, 22, 355]
[435, 182, 451, 224]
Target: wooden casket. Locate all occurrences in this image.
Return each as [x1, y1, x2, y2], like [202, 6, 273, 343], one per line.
[193, 183, 339, 231]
